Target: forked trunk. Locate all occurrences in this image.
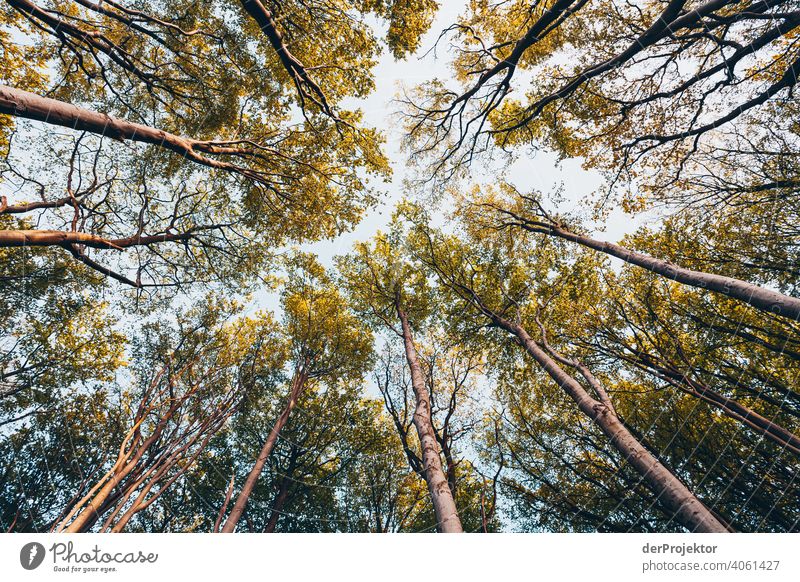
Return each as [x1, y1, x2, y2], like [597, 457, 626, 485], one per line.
[498, 315, 728, 533]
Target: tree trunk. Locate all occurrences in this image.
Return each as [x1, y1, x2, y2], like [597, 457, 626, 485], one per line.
[524, 221, 800, 321]
[0, 229, 194, 249]
[495, 314, 728, 532]
[0, 85, 268, 184]
[220, 367, 308, 533]
[441, 439, 458, 498]
[623, 350, 800, 455]
[57, 424, 164, 533]
[264, 478, 291, 533]
[396, 303, 463, 533]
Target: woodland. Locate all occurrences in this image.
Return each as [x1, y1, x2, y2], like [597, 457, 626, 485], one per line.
[0, 0, 799, 533]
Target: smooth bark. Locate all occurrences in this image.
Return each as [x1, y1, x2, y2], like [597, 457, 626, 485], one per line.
[0, 229, 194, 249]
[57, 421, 161, 533]
[618, 348, 800, 455]
[0, 84, 270, 184]
[264, 478, 290, 533]
[511, 217, 800, 321]
[395, 303, 463, 533]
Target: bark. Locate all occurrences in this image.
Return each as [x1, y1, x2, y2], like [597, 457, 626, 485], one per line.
[264, 478, 290, 533]
[213, 473, 236, 533]
[395, 302, 463, 533]
[238, 0, 339, 119]
[7, 0, 153, 82]
[0, 229, 194, 249]
[0, 85, 271, 185]
[615, 348, 800, 455]
[514, 218, 800, 321]
[1, 194, 76, 214]
[491, 313, 728, 532]
[58, 426, 160, 533]
[220, 366, 308, 533]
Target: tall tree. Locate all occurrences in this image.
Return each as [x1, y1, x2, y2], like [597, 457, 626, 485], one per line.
[0, 0, 445, 288]
[406, 0, 800, 196]
[52, 298, 272, 532]
[402, 203, 729, 532]
[339, 223, 465, 532]
[461, 184, 800, 320]
[373, 340, 500, 532]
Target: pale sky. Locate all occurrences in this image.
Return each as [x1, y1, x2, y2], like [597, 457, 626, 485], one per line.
[256, 0, 645, 312]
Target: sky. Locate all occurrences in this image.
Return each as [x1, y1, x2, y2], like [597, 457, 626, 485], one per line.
[253, 0, 648, 313]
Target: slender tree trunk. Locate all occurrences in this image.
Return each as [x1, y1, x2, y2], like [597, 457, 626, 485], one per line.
[0, 229, 194, 249]
[58, 426, 163, 533]
[264, 478, 291, 533]
[0, 85, 268, 184]
[213, 473, 236, 533]
[395, 303, 463, 533]
[441, 440, 458, 498]
[62, 487, 123, 533]
[220, 367, 308, 533]
[493, 314, 728, 532]
[682, 385, 800, 455]
[521, 221, 800, 321]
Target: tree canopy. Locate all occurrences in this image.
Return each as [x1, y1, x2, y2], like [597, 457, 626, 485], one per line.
[1, 0, 798, 533]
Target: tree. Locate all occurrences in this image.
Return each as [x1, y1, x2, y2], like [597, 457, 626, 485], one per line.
[402, 202, 729, 532]
[2, 0, 797, 536]
[1, 389, 124, 532]
[372, 339, 500, 532]
[467, 223, 800, 531]
[462, 184, 800, 320]
[220, 253, 373, 532]
[51, 298, 270, 532]
[0, 0, 447, 289]
[405, 0, 800, 198]
[338, 222, 465, 532]
[454, 185, 800, 452]
[0, 236, 124, 425]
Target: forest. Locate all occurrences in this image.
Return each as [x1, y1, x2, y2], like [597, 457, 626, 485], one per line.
[0, 0, 798, 533]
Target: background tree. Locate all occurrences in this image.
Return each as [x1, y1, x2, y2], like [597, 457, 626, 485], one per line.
[0, 0, 448, 289]
[220, 253, 374, 531]
[50, 297, 273, 532]
[405, 0, 800, 197]
[0, 237, 124, 426]
[0, 389, 124, 532]
[402, 202, 729, 532]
